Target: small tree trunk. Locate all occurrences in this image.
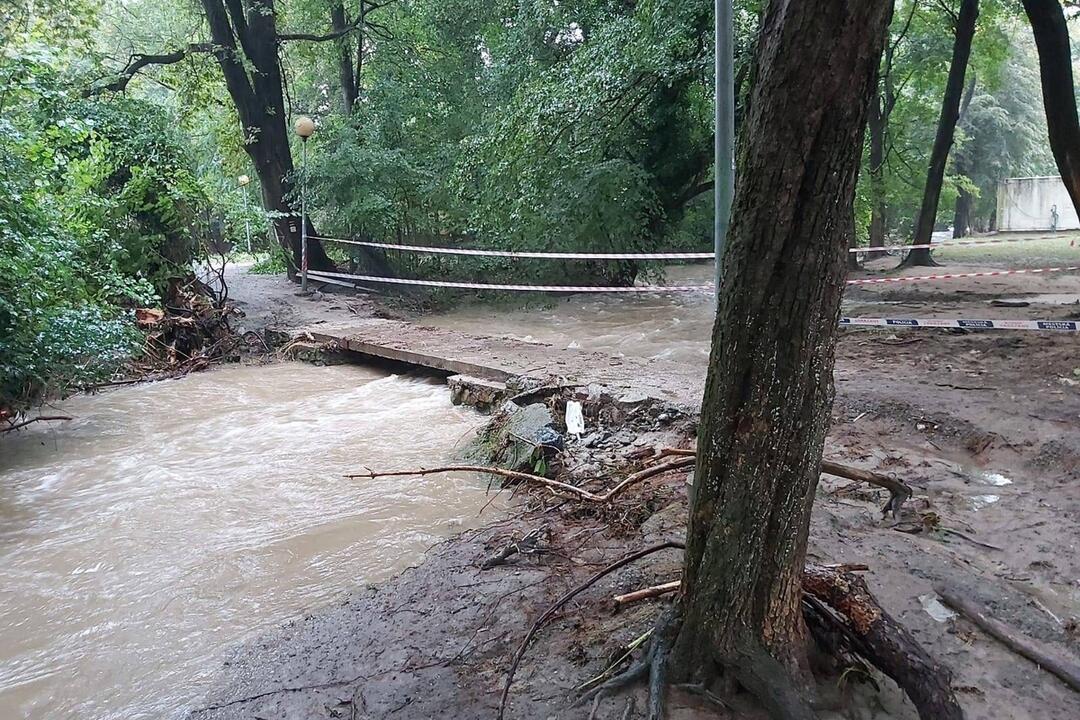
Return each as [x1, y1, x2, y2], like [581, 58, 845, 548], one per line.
[905, 0, 978, 267]
[1022, 0, 1080, 217]
[671, 0, 893, 713]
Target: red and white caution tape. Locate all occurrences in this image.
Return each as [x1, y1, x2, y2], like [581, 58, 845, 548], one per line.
[851, 234, 1075, 254]
[312, 236, 714, 261]
[840, 317, 1078, 331]
[307, 269, 711, 293]
[310, 265, 1080, 293]
[307, 272, 1078, 331]
[317, 233, 1075, 259]
[846, 265, 1080, 286]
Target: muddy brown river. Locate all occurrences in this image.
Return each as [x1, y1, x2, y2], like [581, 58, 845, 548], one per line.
[0, 363, 492, 720]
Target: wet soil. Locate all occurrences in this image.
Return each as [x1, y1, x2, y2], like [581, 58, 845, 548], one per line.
[195, 263, 1080, 720]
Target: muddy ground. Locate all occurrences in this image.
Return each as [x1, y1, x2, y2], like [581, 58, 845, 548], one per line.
[195, 256, 1080, 719]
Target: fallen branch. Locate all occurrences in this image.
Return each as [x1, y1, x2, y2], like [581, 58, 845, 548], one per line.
[659, 448, 913, 517]
[936, 585, 1080, 694]
[804, 565, 963, 720]
[818, 461, 913, 517]
[941, 527, 1003, 551]
[497, 541, 685, 720]
[613, 581, 681, 606]
[347, 456, 696, 504]
[1, 415, 73, 433]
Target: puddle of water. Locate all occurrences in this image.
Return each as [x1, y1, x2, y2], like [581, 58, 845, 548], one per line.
[997, 294, 1080, 306]
[0, 363, 493, 720]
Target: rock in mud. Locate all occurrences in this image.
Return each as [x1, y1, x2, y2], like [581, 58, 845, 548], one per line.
[462, 401, 564, 473]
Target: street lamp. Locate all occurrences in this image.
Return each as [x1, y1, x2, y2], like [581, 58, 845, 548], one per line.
[294, 116, 315, 292]
[238, 174, 251, 254]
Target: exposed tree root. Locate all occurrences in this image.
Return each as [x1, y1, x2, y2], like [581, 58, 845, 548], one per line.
[573, 607, 679, 720]
[496, 541, 685, 720]
[555, 563, 959, 720]
[726, 642, 817, 720]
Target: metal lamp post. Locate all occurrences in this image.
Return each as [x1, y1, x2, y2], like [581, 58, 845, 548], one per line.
[238, 174, 251, 254]
[715, 0, 735, 295]
[294, 116, 315, 292]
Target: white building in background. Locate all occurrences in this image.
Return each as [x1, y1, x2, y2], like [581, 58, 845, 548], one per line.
[997, 176, 1079, 232]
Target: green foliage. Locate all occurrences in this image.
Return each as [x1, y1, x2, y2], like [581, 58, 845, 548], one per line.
[0, 32, 215, 412]
[0, 123, 141, 409]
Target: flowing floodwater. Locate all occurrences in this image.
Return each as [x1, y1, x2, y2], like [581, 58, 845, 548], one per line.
[0, 363, 493, 720]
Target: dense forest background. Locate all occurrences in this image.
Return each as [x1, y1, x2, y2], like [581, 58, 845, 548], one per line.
[0, 0, 1073, 411]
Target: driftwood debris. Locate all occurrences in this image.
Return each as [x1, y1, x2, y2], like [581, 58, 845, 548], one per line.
[819, 460, 913, 517]
[481, 526, 548, 569]
[347, 456, 696, 504]
[936, 585, 1080, 694]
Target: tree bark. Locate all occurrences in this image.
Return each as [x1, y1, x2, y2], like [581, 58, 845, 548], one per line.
[905, 0, 979, 266]
[200, 0, 334, 275]
[671, 0, 893, 712]
[952, 73, 978, 239]
[1022, 0, 1080, 217]
[331, 2, 358, 113]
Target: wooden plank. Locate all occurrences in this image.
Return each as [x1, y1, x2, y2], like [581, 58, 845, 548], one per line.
[308, 331, 515, 382]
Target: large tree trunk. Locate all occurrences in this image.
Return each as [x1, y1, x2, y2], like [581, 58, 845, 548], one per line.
[331, 2, 358, 113]
[905, 0, 978, 266]
[1022, 0, 1080, 217]
[200, 0, 333, 276]
[670, 1, 893, 716]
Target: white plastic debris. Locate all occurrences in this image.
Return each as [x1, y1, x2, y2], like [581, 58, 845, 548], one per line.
[978, 471, 1013, 487]
[919, 594, 957, 623]
[565, 400, 585, 436]
[970, 494, 1001, 510]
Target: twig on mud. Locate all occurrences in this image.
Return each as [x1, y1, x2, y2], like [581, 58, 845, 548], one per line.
[496, 541, 686, 720]
[613, 580, 681, 606]
[936, 585, 1080, 694]
[941, 527, 1003, 551]
[577, 628, 655, 692]
[1, 415, 72, 433]
[346, 457, 695, 504]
